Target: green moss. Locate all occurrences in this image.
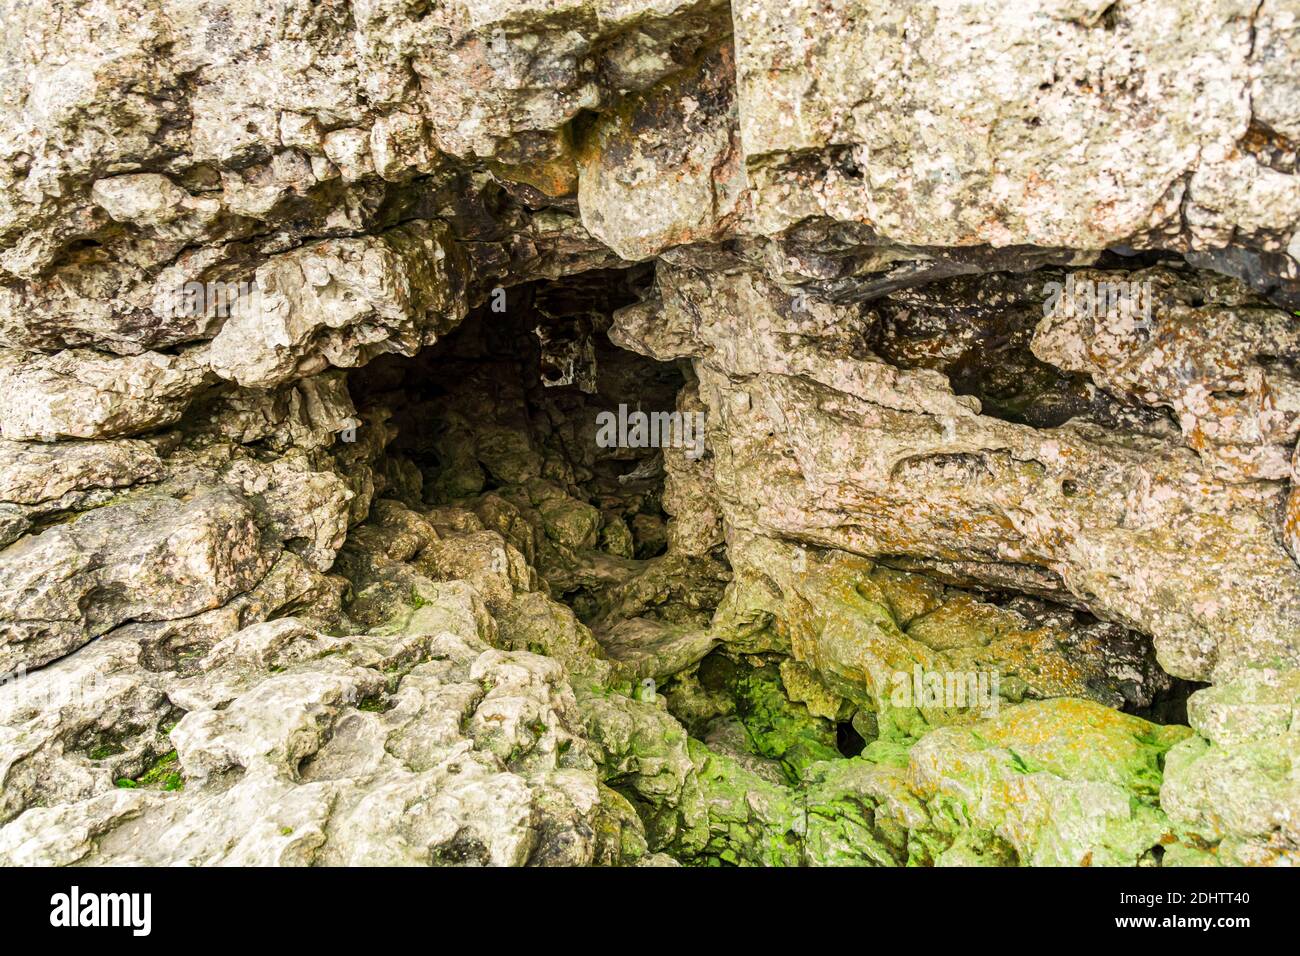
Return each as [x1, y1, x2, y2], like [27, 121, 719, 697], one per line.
[900, 699, 1191, 865]
[137, 750, 178, 783]
[698, 654, 840, 783]
[1007, 748, 1036, 774]
[119, 750, 186, 792]
[859, 738, 913, 767]
[682, 739, 802, 867]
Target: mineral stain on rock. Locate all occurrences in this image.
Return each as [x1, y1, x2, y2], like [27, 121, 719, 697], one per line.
[0, 0, 1298, 868]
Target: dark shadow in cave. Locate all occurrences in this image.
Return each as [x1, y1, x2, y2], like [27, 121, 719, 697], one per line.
[345, 265, 703, 617]
[836, 721, 867, 758]
[1130, 677, 1208, 727]
[866, 269, 1175, 432]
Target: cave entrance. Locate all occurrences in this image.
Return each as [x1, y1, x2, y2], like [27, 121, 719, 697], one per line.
[344, 265, 721, 627]
[339, 261, 1193, 804]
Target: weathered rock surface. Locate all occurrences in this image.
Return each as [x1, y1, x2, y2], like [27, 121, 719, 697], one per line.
[0, 490, 273, 674]
[1033, 266, 1300, 480]
[0, 597, 613, 866]
[0, 348, 208, 440]
[208, 222, 468, 388]
[733, 0, 1300, 263]
[1161, 668, 1300, 866]
[2, 0, 1300, 869]
[579, 42, 746, 260]
[612, 263, 1300, 685]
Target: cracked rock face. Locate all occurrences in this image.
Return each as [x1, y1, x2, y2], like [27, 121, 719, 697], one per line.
[2, 0, 1300, 868]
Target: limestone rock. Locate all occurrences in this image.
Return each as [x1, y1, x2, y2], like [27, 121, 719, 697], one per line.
[0, 489, 275, 673]
[905, 699, 1190, 867]
[0, 604, 616, 866]
[0, 348, 208, 440]
[3, 0, 1300, 872]
[0, 438, 161, 508]
[1033, 267, 1300, 480]
[579, 43, 746, 260]
[595, 617, 716, 681]
[712, 534, 1171, 738]
[732, 0, 1295, 263]
[208, 222, 469, 388]
[1161, 669, 1300, 866]
[614, 263, 1300, 683]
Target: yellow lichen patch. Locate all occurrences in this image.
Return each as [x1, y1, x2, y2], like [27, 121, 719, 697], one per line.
[489, 143, 580, 199]
[716, 535, 1171, 739]
[977, 698, 1191, 793]
[778, 659, 846, 721]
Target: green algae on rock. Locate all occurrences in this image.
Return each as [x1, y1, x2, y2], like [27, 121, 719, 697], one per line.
[2, 0, 1298, 869]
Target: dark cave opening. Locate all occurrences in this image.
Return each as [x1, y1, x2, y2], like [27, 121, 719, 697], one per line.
[865, 269, 1175, 432]
[835, 720, 867, 758]
[348, 267, 679, 553]
[343, 265, 734, 643]
[1132, 677, 1207, 727]
[340, 260, 1197, 796]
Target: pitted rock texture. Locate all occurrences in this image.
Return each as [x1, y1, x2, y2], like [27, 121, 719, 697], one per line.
[0, 600, 611, 866]
[2, 0, 1300, 867]
[613, 262, 1300, 684]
